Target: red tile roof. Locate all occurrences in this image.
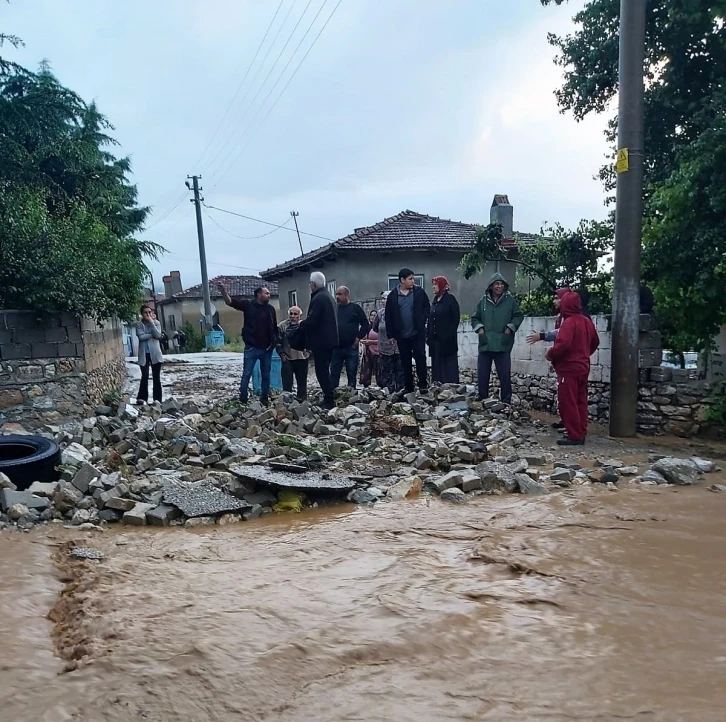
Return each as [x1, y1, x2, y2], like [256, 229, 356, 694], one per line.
[261, 210, 538, 280]
[168, 275, 279, 300]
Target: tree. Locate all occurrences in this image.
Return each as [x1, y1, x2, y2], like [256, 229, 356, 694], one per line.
[0, 33, 160, 320]
[460, 219, 613, 316]
[541, 0, 726, 351]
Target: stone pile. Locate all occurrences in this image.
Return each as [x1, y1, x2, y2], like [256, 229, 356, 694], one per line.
[0, 384, 720, 531]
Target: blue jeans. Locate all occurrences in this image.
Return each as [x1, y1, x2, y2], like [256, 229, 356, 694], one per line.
[239, 346, 273, 401]
[330, 346, 360, 388]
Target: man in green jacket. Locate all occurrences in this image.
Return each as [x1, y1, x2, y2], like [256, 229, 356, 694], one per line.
[471, 272, 524, 403]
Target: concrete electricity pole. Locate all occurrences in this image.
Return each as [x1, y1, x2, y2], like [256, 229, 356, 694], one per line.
[187, 175, 213, 334]
[609, 0, 647, 437]
[290, 210, 304, 255]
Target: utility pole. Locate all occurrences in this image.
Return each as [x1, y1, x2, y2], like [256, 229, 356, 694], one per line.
[187, 175, 213, 334]
[609, 0, 647, 438]
[290, 211, 304, 255]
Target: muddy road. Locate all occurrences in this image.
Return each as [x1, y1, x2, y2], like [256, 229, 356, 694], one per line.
[1, 479, 725, 721]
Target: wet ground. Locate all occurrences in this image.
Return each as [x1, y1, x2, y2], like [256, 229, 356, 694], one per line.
[1, 481, 725, 721]
[2, 353, 724, 720]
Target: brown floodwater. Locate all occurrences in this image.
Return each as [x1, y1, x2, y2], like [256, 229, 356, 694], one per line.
[1, 479, 725, 722]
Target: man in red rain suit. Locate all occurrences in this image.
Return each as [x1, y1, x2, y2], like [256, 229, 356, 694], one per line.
[545, 291, 600, 446]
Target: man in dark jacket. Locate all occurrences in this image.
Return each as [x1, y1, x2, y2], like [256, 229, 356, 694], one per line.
[471, 272, 524, 404]
[302, 271, 338, 409]
[331, 286, 370, 389]
[219, 282, 278, 406]
[385, 268, 431, 393]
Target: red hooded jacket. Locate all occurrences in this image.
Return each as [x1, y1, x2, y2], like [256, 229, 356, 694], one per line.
[546, 292, 599, 375]
[554, 287, 570, 330]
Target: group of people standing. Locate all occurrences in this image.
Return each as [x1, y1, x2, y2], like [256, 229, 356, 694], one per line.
[130, 270, 601, 445]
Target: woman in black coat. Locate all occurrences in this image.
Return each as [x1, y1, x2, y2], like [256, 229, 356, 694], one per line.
[428, 276, 460, 384]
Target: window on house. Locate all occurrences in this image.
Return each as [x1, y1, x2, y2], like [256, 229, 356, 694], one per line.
[169, 315, 177, 330]
[288, 290, 298, 308]
[327, 280, 337, 295]
[388, 274, 424, 291]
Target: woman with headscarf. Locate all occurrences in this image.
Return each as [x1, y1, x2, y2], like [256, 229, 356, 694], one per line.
[373, 292, 405, 392]
[427, 276, 460, 384]
[359, 309, 380, 388]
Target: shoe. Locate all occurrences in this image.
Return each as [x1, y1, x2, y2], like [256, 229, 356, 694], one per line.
[238, 396, 248, 405]
[552, 420, 565, 429]
[557, 437, 584, 446]
[135, 398, 145, 406]
[320, 400, 335, 411]
[260, 396, 270, 407]
[419, 387, 430, 394]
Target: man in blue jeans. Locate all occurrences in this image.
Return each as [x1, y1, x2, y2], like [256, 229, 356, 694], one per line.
[218, 281, 278, 406]
[331, 286, 370, 389]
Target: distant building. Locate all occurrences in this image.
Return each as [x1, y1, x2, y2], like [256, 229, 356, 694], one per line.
[261, 195, 539, 315]
[157, 273, 280, 337]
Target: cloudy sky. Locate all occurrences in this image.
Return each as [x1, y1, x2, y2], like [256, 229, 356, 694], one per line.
[6, 0, 611, 290]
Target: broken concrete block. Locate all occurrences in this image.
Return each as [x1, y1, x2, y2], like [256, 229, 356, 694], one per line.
[145, 503, 182, 527]
[440, 488, 466, 504]
[433, 471, 463, 493]
[61, 442, 92, 467]
[122, 502, 154, 526]
[515, 474, 548, 495]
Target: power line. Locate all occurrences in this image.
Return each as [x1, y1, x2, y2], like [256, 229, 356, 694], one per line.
[206, 0, 318, 183]
[203, 202, 336, 243]
[212, 0, 343, 188]
[191, 0, 286, 173]
[164, 251, 263, 274]
[201, 0, 300, 175]
[203, 205, 292, 239]
[144, 191, 189, 231]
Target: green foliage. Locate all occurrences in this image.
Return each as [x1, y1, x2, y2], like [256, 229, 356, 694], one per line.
[460, 221, 613, 316]
[0, 37, 160, 320]
[542, 0, 726, 351]
[181, 322, 204, 353]
[222, 333, 244, 353]
[704, 382, 726, 426]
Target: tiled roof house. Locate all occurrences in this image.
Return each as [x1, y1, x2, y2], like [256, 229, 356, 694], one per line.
[261, 195, 539, 315]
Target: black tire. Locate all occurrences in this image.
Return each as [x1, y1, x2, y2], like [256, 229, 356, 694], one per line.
[0, 435, 61, 491]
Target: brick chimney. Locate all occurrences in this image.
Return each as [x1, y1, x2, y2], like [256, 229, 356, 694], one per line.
[163, 270, 183, 298]
[490, 194, 514, 239]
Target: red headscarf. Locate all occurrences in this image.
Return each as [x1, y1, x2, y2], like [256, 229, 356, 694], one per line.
[432, 276, 450, 297]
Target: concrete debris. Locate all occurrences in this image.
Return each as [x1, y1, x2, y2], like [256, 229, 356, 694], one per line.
[440, 488, 467, 504]
[2, 380, 686, 533]
[232, 466, 356, 492]
[0, 472, 16, 491]
[651, 457, 701, 486]
[163, 479, 251, 518]
[515, 473, 549, 495]
[70, 547, 104, 560]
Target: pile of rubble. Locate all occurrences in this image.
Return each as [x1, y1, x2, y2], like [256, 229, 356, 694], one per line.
[0, 385, 721, 532]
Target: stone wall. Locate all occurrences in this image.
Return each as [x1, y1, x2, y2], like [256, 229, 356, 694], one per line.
[457, 315, 714, 436]
[0, 312, 126, 428]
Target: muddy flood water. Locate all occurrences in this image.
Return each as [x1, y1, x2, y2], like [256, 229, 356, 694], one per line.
[1, 480, 725, 721]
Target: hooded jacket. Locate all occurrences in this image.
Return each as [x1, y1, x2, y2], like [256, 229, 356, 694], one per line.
[471, 273, 524, 353]
[546, 292, 600, 375]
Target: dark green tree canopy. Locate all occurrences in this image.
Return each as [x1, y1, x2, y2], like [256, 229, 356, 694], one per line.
[542, 0, 726, 351]
[0, 31, 159, 320]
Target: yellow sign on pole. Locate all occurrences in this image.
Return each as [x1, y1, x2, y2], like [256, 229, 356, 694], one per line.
[615, 148, 629, 173]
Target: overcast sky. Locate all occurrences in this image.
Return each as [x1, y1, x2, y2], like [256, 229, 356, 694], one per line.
[6, 0, 611, 291]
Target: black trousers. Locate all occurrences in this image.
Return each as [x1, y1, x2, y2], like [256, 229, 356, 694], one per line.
[281, 358, 308, 399]
[478, 351, 512, 403]
[137, 354, 162, 403]
[397, 334, 428, 392]
[312, 349, 334, 406]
